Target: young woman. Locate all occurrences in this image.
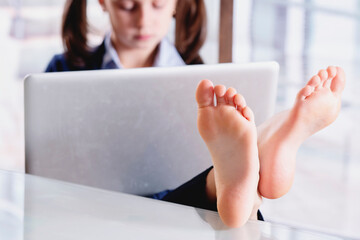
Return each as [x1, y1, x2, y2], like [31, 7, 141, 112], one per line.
[46, 0, 206, 71]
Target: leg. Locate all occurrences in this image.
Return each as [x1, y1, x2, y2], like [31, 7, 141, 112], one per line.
[158, 167, 217, 210]
[196, 80, 261, 228]
[257, 66, 346, 199]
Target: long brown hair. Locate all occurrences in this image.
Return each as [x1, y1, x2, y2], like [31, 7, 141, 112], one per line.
[175, 0, 207, 64]
[61, 0, 207, 67]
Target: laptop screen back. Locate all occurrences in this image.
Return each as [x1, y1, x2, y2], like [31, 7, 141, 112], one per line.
[24, 62, 279, 195]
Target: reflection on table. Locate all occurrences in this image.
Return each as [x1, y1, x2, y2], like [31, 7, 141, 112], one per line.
[0, 169, 348, 240]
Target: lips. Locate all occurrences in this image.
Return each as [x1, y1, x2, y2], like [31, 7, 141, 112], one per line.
[135, 34, 152, 41]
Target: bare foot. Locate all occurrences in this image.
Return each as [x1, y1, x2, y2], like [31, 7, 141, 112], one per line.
[196, 79, 260, 228]
[257, 66, 346, 199]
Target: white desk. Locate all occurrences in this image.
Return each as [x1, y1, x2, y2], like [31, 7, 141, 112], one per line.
[0, 170, 347, 240]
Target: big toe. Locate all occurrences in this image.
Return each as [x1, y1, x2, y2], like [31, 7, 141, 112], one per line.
[196, 79, 215, 108]
[330, 67, 346, 96]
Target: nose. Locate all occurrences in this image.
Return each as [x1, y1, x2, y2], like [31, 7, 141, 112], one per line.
[136, 4, 151, 28]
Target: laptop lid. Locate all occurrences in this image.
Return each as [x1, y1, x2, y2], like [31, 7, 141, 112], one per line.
[24, 62, 279, 195]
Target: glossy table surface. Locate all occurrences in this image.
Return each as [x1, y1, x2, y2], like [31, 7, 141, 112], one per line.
[0, 169, 350, 240]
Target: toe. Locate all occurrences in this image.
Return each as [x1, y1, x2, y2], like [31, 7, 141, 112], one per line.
[330, 67, 346, 96]
[317, 69, 328, 90]
[242, 106, 255, 121]
[323, 66, 337, 88]
[196, 79, 214, 108]
[318, 69, 328, 82]
[214, 85, 227, 105]
[234, 93, 246, 109]
[234, 94, 253, 121]
[297, 85, 314, 100]
[324, 66, 337, 89]
[224, 87, 237, 106]
[327, 66, 337, 79]
[307, 75, 321, 88]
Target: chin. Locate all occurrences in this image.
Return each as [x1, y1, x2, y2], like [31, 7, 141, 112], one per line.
[133, 41, 158, 50]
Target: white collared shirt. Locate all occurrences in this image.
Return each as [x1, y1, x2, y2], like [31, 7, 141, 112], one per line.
[101, 32, 185, 69]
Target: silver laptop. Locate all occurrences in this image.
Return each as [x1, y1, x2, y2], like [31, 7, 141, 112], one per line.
[24, 62, 279, 196]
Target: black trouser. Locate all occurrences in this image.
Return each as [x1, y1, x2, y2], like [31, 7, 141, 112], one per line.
[150, 167, 264, 221]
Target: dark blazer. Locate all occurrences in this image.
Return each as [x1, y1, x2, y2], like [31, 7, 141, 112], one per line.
[45, 41, 106, 72]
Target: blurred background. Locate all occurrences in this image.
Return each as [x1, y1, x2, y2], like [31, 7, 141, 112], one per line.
[0, 0, 359, 238]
